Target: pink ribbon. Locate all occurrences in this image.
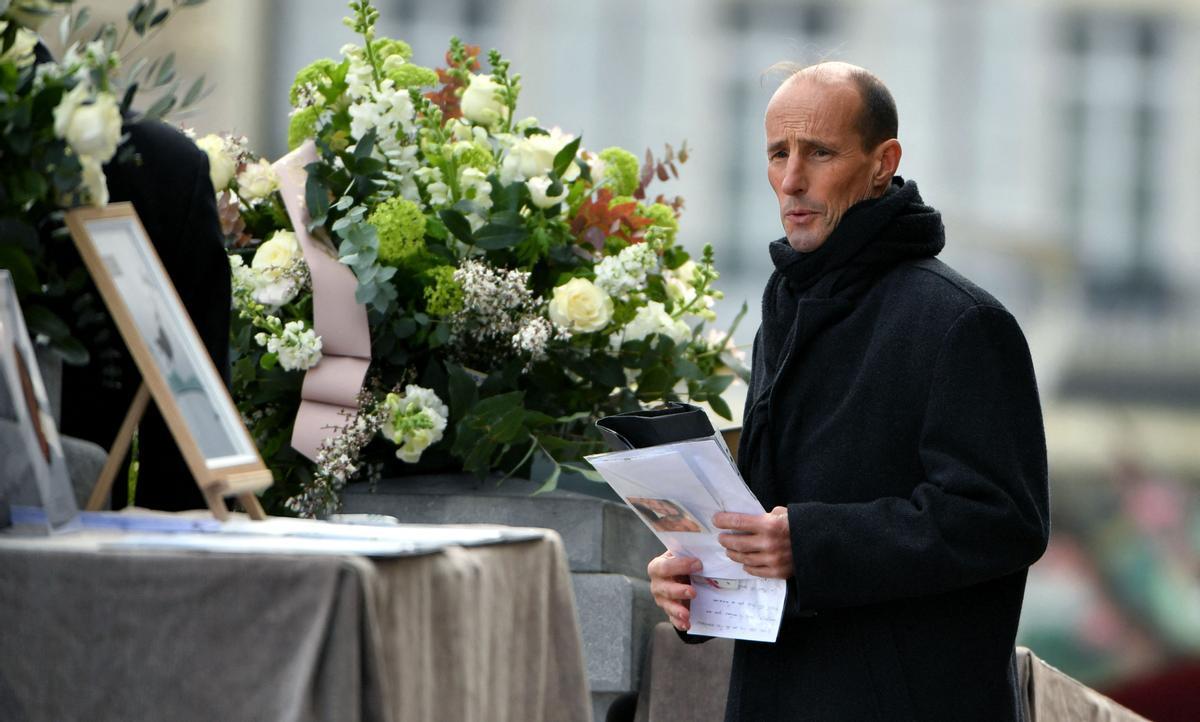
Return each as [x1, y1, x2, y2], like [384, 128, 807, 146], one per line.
[272, 141, 372, 461]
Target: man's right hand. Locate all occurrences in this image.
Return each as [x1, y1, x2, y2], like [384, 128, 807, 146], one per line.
[647, 551, 702, 632]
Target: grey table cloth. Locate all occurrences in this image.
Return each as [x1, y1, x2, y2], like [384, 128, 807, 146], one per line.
[0, 531, 589, 722]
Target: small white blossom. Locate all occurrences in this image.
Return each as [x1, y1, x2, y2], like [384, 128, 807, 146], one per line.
[380, 385, 449, 463]
[594, 243, 659, 299]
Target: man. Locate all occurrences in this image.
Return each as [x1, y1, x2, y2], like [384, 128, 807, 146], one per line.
[26, 41, 230, 511]
[647, 62, 1050, 720]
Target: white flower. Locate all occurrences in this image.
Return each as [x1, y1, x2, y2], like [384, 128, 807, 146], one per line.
[526, 175, 567, 210]
[53, 84, 123, 163]
[460, 73, 507, 128]
[195, 134, 237, 192]
[236, 158, 279, 200]
[511, 316, 563, 362]
[380, 385, 449, 463]
[594, 243, 658, 299]
[260, 320, 323, 371]
[459, 167, 493, 210]
[548, 277, 613, 333]
[251, 231, 304, 307]
[500, 128, 579, 184]
[78, 155, 108, 207]
[618, 301, 692, 348]
[0, 22, 39, 67]
[584, 151, 607, 184]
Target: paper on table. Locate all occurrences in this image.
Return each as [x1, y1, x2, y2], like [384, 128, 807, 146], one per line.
[586, 438, 786, 642]
[99, 532, 442, 557]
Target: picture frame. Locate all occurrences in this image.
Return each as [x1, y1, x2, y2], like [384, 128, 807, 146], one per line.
[64, 203, 270, 519]
[0, 271, 79, 532]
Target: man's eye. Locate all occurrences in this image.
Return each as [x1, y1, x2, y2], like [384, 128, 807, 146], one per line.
[770, 150, 788, 160]
[812, 148, 832, 158]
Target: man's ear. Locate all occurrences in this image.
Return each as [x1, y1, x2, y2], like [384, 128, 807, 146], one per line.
[871, 139, 902, 190]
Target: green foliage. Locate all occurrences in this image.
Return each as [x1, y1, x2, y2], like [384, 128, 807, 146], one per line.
[599, 147, 640, 196]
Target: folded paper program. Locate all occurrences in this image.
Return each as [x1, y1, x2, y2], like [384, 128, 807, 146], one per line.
[272, 142, 372, 460]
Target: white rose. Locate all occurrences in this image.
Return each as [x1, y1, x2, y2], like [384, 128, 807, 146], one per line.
[53, 84, 123, 163]
[526, 176, 567, 210]
[0, 22, 39, 67]
[500, 128, 579, 184]
[460, 73, 507, 128]
[236, 158, 279, 200]
[251, 231, 303, 306]
[548, 277, 613, 333]
[78, 156, 108, 207]
[195, 133, 236, 192]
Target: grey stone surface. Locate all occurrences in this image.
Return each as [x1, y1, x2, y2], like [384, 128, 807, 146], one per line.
[571, 573, 658, 722]
[342, 475, 663, 575]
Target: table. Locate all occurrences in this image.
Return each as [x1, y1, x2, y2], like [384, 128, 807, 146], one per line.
[0, 526, 590, 722]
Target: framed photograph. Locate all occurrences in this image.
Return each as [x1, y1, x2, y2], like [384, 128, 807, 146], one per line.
[0, 271, 79, 532]
[64, 203, 271, 512]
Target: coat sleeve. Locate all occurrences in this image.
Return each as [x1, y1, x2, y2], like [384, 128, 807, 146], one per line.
[785, 304, 1050, 610]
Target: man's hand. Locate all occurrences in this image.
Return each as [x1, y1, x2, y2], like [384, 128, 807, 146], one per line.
[648, 551, 702, 632]
[714, 506, 794, 579]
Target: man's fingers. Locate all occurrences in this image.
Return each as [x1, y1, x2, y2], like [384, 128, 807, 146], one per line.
[717, 532, 768, 553]
[648, 553, 702, 579]
[712, 511, 760, 532]
[650, 579, 696, 602]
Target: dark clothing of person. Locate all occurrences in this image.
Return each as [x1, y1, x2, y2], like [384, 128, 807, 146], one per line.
[720, 178, 1050, 720]
[57, 120, 229, 511]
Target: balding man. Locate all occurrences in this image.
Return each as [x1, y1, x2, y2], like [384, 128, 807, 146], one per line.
[647, 62, 1050, 720]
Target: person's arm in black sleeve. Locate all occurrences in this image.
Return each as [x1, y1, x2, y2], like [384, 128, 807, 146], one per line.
[786, 304, 1050, 609]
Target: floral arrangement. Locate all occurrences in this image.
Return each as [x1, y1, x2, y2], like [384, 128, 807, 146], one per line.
[0, 0, 210, 364]
[218, 0, 746, 517]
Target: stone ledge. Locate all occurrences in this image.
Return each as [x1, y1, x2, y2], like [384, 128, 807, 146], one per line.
[341, 474, 662, 577]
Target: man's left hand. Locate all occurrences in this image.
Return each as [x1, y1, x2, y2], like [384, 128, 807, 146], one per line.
[714, 506, 794, 579]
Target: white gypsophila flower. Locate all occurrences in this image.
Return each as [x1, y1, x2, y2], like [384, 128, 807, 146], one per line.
[594, 242, 658, 299]
[266, 320, 323, 371]
[78, 155, 108, 207]
[511, 316, 561, 362]
[548, 277, 613, 334]
[195, 134, 237, 192]
[525, 175, 567, 210]
[380, 385, 449, 463]
[499, 128, 579, 184]
[616, 300, 692, 349]
[460, 73, 507, 128]
[458, 167, 492, 210]
[236, 158, 279, 200]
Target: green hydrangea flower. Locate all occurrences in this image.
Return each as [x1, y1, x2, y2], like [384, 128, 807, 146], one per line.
[607, 195, 636, 209]
[287, 106, 320, 150]
[455, 143, 495, 172]
[387, 63, 438, 89]
[289, 58, 347, 108]
[599, 147, 639, 196]
[371, 38, 414, 62]
[641, 202, 679, 243]
[423, 265, 465, 315]
[369, 197, 428, 266]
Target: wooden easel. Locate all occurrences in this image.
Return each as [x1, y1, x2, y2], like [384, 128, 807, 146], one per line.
[85, 383, 266, 520]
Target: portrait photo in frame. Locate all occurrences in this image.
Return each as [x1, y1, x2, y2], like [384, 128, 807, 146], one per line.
[0, 271, 79, 532]
[64, 203, 270, 519]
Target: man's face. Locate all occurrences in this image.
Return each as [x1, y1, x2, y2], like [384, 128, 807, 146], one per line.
[765, 76, 884, 253]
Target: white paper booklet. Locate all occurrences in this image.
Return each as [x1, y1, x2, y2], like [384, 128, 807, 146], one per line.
[586, 438, 785, 642]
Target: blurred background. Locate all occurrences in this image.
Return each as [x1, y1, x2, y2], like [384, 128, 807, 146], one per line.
[55, 0, 1200, 717]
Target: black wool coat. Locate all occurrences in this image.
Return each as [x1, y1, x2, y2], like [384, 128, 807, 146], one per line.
[723, 180, 1050, 721]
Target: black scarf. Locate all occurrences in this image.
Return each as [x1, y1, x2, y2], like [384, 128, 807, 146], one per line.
[758, 177, 944, 368]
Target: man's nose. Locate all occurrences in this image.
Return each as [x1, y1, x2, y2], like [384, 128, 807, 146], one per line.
[780, 155, 805, 196]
